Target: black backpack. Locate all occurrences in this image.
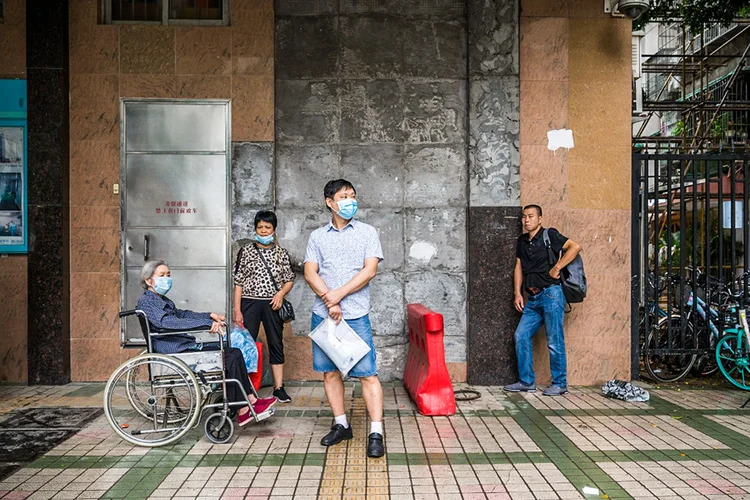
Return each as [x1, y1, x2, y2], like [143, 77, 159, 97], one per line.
[543, 229, 587, 304]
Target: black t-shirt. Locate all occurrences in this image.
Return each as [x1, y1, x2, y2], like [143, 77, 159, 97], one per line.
[516, 227, 568, 290]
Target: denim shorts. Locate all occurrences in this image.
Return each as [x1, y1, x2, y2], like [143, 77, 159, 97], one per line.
[311, 313, 378, 377]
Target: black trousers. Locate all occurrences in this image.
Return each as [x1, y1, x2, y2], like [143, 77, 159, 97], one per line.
[224, 347, 255, 404]
[241, 298, 285, 365]
[197, 344, 254, 405]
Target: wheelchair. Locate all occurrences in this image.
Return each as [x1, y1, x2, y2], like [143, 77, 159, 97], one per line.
[103, 309, 274, 447]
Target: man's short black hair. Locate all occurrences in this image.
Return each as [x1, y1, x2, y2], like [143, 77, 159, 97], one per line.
[523, 204, 543, 217]
[254, 210, 277, 229]
[324, 179, 356, 200]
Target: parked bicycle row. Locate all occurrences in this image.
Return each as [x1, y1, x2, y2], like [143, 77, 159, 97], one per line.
[640, 269, 750, 389]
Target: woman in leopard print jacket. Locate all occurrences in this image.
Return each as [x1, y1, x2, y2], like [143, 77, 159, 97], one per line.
[233, 210, 295, 403]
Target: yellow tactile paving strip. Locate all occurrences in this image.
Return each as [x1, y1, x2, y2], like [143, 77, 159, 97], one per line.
[318, 397, 388, 499]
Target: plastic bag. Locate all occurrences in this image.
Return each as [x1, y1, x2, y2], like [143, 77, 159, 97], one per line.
[602, 379, 650, 402]
[309, 317, 371, 377]
[229, 323, 259, 373]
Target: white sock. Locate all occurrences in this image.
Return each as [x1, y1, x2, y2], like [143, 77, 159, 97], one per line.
[370, 421, 383, 435]
[334, 414, 349, 428]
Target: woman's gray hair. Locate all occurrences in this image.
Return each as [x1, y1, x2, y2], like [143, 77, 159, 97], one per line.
[141, 260, 167, 289]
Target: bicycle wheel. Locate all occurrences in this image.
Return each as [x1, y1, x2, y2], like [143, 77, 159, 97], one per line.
[643, 315, 696, 383]
[716, 333, 750, 390]
[692, 326, 719, 378]
[693, 353, 719, 377]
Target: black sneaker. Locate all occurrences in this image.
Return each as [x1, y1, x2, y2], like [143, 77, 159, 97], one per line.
[272, 386, 291, 403]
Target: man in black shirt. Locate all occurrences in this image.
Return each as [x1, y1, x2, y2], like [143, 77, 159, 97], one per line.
[504, 204, 582, 396]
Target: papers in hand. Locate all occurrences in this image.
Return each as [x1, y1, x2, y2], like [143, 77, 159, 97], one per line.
[309, 316, 371, 377]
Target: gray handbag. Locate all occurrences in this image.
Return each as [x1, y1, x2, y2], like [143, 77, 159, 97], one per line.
[253, 244, 295, 323]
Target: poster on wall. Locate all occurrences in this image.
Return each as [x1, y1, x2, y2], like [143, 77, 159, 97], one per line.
[0, 126, 25, 249]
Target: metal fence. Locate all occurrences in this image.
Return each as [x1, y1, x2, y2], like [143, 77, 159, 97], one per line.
[631, 153, 750, 378]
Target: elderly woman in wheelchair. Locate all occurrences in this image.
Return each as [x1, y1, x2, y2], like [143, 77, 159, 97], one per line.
[103, 260, 276, 447]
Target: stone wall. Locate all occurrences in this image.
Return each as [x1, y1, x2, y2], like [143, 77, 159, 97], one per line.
[0, 0, 28, 383]
[265, 0, 471, 382]
[248, 0, 521, 382]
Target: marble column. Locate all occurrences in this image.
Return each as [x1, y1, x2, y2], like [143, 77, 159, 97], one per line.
[26, 0, 71, 384]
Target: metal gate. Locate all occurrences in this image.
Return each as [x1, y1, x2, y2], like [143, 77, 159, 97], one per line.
[120, 100, 231, 346]
[631, 153, 750, 378]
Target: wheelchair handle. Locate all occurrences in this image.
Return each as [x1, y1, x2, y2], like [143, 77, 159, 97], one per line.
[119, 310, 138, 318]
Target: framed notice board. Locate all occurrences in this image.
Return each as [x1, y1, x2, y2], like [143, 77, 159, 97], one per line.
[0, 80, 27, 253]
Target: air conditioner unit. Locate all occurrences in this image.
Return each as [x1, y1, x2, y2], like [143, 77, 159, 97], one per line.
[633, 80, 644, 114]
[632, 35, 642, 78]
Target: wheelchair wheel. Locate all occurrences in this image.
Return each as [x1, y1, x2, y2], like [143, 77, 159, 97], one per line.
[124, 354, 202, 424]
[104, 354, 201, 447]
[204, 413, 234, 444]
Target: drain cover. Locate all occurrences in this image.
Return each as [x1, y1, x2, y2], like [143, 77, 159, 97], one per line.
[0, 407, 103, 480]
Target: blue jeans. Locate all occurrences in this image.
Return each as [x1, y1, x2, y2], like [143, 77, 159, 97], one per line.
[514, 284, 567, 386]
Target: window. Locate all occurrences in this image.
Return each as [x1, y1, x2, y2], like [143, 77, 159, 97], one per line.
[103, 0, 228, 25]
[170, 0, 223, 20]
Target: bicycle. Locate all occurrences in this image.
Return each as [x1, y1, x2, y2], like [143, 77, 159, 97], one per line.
[643, 269, 750, 383]
[641, 274, 695, 383]
[686, 272, 746, 378]
[716, 303, 750, 391]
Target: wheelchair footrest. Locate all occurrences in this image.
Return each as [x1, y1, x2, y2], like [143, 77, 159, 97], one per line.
[254, 407, 275, 422]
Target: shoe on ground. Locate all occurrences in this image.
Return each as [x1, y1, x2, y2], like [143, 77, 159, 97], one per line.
[252, 396, 277, 415]
[542, 385, 569, 396]
[367, 432, 384, 458]
[237, 410, 253, 427]
[320, 424, 353, 446]
[503, 381, 536, 393]
[272, 386, 291, 403]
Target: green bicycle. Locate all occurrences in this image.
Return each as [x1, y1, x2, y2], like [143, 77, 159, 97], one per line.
[716, 307, 750, 390]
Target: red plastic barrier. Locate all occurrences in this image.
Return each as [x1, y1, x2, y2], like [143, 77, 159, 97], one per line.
[403, 303, 456, 416]
[249, 341, 263, 391]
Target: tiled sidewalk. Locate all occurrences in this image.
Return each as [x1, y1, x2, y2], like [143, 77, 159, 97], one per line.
[2, 382, 750, 499]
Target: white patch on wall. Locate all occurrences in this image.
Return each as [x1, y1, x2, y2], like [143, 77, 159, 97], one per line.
[547, 129, 575, 152]
[409, 241, 437, 262]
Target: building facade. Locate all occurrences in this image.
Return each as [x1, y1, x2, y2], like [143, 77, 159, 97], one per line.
[0, 0, 632, 385]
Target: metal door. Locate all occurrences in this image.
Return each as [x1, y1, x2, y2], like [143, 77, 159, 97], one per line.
[121, 100, 231, 346]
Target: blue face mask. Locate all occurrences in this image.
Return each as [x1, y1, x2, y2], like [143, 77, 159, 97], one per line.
[336, 199, 358, 220]
[254, 233, 275, 245]
[152, 276, 172, 295]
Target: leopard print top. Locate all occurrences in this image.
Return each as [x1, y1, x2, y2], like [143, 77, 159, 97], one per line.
[234, 243, 295, 299]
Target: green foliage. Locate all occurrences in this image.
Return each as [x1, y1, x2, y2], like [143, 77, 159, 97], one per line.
[634, 0, 750, 32]
[672, 120, 685, 136]
[710, 117, 724, 139]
